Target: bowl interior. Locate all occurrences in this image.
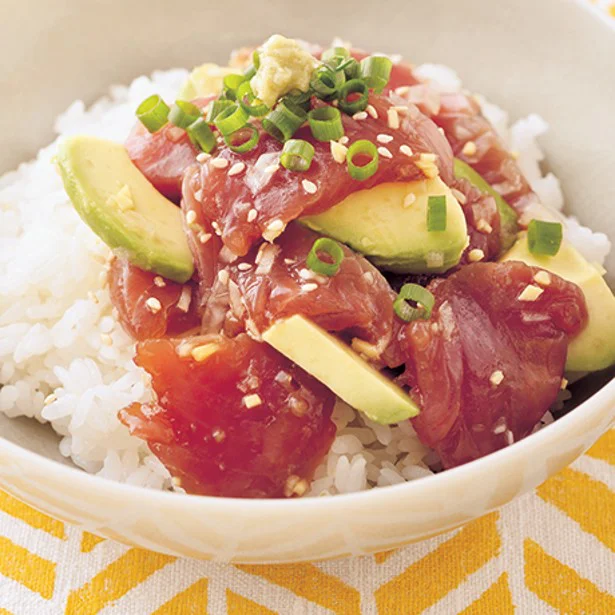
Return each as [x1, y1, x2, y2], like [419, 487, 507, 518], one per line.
[1, 0, 614, 473]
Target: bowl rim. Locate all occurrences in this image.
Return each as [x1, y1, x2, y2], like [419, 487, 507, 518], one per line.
[1, 372, 613, 513]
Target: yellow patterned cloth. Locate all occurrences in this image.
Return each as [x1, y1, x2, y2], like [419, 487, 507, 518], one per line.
[0, 429, 611, 613]
[1, 1, 615, 612]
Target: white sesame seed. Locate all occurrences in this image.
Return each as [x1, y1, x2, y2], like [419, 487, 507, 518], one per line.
[490, 370, 505, 386]
[199, 232, 212, 244]
[421, 153, 437, 162]
[196, 152, 211, 163]
[352, 111, 368, 120]
[247, 208, 258, 222]
[366, 104, 378, 119]
[399, 144, 414, 157]
[377, 146, 393, 159]
[228, 162, 246, 176]
[237, 262, 252, 271]
[262, 218, 285, 242]
[299, 268, 313, 280]
[145, 297, 162, 313]
[153, 276, 166, 287]
[363, 271, 375, 284]
[211, 157, 229, 169]
[533, 270, 552, 287]
[267, 219, 284, 232]
[462, 141, 477, 156]
[191, 343, 218, 362]
[284, 258, 295, 265]
[437, 127, 445, 135]
[339, 136, 349, 145]
[172, 477, 182, 487]
[387, 108, 400, 130]
[493, 423, 506, 434]
[403, 192, 416, 208]
[377, 134, 394, 144]
[264, 164, 279, 174]
[186, 210, 197, 225]
[468, 248, 485, 262]
[194, 189, 203, 201]
[518, 284, 544, 302]
[330, 140, 348, 164]
[217, 269, 230, 285]
[451, 188, 467, 205]
[394, 86, 411, 96]
[243, 393, 263, 408]
[302, 179, 318, 194]
[504, 429, 514, 445]
[212, 428, 226, 443]
[177, 286, 192, 312]
[476, 219, 493, 234]
[302, 283, 318, 292]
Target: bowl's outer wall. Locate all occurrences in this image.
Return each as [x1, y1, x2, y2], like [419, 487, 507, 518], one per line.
[0, 0, 614, 562]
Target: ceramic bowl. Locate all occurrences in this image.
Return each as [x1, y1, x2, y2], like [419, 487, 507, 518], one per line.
[0, 0, 613, 562]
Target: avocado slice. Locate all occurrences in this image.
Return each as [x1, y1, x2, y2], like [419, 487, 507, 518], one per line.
[262, 315, 420, 424]
[454, 158, 519, 252]
[501, 233, 615, 372]
[178, 63, 235, 100]
[56, 136, 194, 283]
[300, 178, 468, 274]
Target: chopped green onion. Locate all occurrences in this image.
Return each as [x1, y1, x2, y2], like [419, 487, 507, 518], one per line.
[243, 64, 257, 80]
[168, 100, 202, 129]
[310, 64, 345, 99]
[346, 139, 379, 181]
[308, 106, 344, 141]
[213, 103, 250, 136]
[224, 125, 260, 153]
[306, 237, 344, 276]
[280, 139, 315, 172]
[527, 219, 563, 256]
[253, 50, 261, 69]
[236, 81, 269, 117]
[360, 55, 393, 93]
[262, 101, 307, 142]
[321, 46, 350, 64]
[393, 284, 435, 322]
[206, 99, 234, 123]
[283, 89, 312, 112]
[427, 195, 447, 232]
[136, 95, 170, 133]
[337, 79, 369, 115]
[223, 73, 248, 100]
[337, 57, 360, 79]
[187, 117, 216, 153]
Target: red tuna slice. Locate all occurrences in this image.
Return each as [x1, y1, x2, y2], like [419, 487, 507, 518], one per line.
[119, 334, 336, 498]
[184, 93, 454, 258]
[399, 261, 588, 468]
[432, 93, 538, 213]
[108, 258, 200, 341]
[203, 224, 398, 357]
[125, 96, 215, 203]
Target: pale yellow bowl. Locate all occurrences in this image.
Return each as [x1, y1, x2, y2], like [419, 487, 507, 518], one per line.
[0, 0, 614, 563]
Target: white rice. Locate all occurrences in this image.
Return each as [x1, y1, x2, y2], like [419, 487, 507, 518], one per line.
[0, 61, 610, 496]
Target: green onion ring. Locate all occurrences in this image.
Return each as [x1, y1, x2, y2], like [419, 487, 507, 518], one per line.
[280, 139, 315, 172]
[308, 106, 344, 141]
[224, 125, 260, 153]
[262, 101, 307, 142]
[360, 55, 393, 93]
[527, 219, 563, 256]
[337, 79, 369, 115]
[236, 81, 269, 117]
[346, 139, 379, 180]
[427, 195, 447, 232]
[310, 64, 345, 99]
[306, 237, 345, 276]
[136, 94, 170, 133]
[214, 103, 250, 136]
[168, 100, 202, 129]
[187, 117, 216, 153]
[393, 284, 435, 322]
[206, 99, 234, 123]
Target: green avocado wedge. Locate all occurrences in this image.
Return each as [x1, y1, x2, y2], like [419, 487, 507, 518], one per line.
[301, 178, 468, 274]
[501, 233, 615, 372]
[454, 158, 519, 252]
[56, 136, 194, 283]
[263, 315, 420, 425]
